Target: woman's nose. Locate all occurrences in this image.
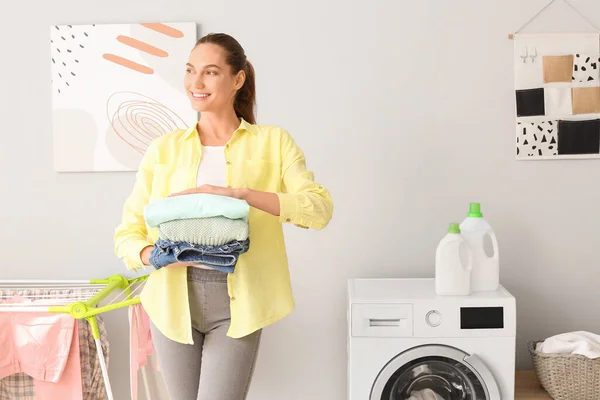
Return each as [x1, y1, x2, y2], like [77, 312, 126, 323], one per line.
[193, 74, 205, 88]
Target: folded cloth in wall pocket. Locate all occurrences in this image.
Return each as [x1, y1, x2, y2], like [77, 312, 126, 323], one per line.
[571, 87, 600, 114]
[557, 119, 600, 155]
[543, 55, 574, 83]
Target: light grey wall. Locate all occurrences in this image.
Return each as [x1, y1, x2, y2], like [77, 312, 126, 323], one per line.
[2, 0, 600, 399]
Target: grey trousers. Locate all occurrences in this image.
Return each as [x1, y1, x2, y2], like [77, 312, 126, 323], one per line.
[149, 268, 262, 400]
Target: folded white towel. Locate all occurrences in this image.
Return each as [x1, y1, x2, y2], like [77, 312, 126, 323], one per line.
[536, 331, 600, 359]
[407, 389, 445, 400]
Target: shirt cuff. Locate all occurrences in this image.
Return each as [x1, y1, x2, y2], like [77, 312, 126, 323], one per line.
[275, 192, 322, 229]
[276, 192, 300, 224]
[127, 239, 154, 270]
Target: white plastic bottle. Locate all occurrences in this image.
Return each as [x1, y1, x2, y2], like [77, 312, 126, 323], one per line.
[459, 203, 500, 292]
[435, 223, 473, 296]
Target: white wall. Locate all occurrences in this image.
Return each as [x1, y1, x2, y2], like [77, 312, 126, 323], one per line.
[2, 0, 600, 398]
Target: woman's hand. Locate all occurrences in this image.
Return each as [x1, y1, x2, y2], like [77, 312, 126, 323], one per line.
[168, 184, 248, 199]
[140, 246, 189, 269]
[140, 246, 153, 266]
[169, 185, 281, 217]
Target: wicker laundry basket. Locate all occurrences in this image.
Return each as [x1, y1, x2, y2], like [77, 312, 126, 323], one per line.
[528, 340, 600, 400]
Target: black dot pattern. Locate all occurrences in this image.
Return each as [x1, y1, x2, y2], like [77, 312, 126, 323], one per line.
[50, 24, 94, 94]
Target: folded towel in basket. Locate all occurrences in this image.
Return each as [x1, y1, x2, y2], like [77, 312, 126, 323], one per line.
[536, 331, 600, 359]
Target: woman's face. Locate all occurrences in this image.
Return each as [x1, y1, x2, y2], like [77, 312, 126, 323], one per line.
[184, 43, 245, 114]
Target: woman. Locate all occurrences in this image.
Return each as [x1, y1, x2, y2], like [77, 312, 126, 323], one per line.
[114, 33, 333, 400]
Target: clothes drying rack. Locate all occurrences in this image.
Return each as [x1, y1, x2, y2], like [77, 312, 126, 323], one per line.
[0, 274, 150, 400]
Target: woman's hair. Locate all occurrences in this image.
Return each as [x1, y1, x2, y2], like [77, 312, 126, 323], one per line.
[196, 33, 256, 124]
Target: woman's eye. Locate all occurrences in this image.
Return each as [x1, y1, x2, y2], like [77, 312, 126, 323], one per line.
[186, 69, 193, 73]
[206, 70, 217, 75]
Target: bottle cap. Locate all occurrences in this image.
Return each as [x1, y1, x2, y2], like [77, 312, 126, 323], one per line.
[468, 202, 483, 218]
[448, 223, 461, 234]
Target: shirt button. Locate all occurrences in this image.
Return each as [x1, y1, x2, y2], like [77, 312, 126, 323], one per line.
[286, 218, 291, 222]
[226, 161, 231, 165]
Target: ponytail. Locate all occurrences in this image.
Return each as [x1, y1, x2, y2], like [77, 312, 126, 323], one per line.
[234, 61, 256, 124]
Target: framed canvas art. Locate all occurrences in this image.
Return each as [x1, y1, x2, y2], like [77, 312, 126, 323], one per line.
[51, 22, 197, 171]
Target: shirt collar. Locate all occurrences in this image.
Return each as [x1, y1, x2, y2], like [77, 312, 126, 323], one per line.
[237, 117, 255, 134]
[184, 117, 255, 139]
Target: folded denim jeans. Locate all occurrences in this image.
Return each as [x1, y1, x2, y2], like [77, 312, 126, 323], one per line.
[149, 238, 250, 273]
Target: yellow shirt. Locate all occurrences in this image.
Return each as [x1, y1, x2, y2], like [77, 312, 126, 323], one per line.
[114, 118, 333, 343]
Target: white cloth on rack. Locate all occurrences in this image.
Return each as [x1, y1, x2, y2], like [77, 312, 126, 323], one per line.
[407, 389, 445, 400]
[536, 331, 600, 359]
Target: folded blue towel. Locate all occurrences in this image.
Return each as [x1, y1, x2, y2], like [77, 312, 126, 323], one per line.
[144, 193, 250, 228]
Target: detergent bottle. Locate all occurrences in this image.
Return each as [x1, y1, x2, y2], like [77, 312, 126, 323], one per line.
[459, 203, 500, 292]
[435, 223, 473, 296]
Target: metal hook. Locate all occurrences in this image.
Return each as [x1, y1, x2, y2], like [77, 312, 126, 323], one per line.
[529, 47, 538, 63]
[521, 47, 529, 63]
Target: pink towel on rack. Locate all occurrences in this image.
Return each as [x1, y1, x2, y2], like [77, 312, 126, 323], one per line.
[129, 303, 155, 400]
[35, 320, 83, 400]
[0, 308, 83, 399]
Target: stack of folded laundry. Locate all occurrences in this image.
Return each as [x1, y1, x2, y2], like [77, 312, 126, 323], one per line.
[143, 193, 250, 273]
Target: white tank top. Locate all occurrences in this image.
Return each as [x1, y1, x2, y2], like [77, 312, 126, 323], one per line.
[194, 145, 226, 270]
[197, 146, 226, 187]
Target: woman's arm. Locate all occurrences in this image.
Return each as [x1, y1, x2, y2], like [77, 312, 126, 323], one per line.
[274, 129, 333, 230]
[114, 142, 158, 270]
[168, 185, 280, 217]
[169, 129, 333, 229]
[238, 188, 281, 216]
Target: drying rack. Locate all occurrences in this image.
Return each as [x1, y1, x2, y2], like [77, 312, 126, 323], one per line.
[0, 274, 150, 400]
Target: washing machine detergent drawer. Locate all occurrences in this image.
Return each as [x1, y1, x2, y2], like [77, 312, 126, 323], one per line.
[351, 304, 413, 337]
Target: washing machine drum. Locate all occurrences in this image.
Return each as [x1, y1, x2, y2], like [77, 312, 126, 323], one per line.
[370, 345, 501, 400]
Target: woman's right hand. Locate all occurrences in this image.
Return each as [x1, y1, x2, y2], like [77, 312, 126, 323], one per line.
[140, 246, 153, 266]
[140, 245, 188, 268]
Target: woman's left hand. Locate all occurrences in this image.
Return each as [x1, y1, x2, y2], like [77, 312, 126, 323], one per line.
[168, 184, 248, 199]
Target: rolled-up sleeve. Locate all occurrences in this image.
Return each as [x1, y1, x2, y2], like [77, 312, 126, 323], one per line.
[276, 130, 333, 230]
[113, 141, 158, 270]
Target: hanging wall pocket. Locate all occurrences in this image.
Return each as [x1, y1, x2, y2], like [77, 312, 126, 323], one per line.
[510, 0, 600, 160]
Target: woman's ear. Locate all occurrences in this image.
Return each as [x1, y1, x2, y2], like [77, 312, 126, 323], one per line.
[234, 70, 246, 90]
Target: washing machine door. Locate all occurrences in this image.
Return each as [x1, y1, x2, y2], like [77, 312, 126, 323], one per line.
[370, 344, 501, 400]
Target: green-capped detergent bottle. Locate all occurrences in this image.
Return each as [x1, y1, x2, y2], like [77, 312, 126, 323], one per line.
[435, 223, 473, 296]
[459, 203, 500, 292]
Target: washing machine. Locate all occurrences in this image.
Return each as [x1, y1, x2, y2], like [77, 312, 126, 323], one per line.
[347, 278, 516, 400]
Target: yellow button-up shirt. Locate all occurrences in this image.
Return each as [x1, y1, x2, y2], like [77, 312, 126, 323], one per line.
[114, 118, 333, 343]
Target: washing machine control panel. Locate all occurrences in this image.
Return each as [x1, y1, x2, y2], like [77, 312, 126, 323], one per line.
[414, 300, 515, 337]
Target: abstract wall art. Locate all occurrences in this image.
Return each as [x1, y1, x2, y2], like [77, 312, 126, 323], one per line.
[51, 22, 197, 171]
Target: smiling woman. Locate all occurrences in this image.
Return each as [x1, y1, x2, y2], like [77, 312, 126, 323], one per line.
[113, 33, 333, 400]
[184, 35, 256, 127]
